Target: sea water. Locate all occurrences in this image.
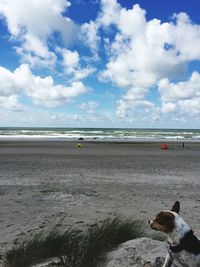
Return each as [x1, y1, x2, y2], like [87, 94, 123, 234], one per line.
[0, 127, 200, 141]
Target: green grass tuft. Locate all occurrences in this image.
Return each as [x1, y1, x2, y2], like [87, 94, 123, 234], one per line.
[4, 217, 146, 267]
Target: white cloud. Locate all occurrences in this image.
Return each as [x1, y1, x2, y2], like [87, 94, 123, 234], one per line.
[61, 49, 80, 70]
[73, 68, 95, 81]
[1, 0, 200, 125]
[98, 0, 120, 27]
[158, 72, 200, 115]
[95, 1, 200, 118]
[0, 109, 82, 127]
[26, 78, 88, 108]
[122, 87, 148, 101]
[158, 72, 200, 102]
[116, 87, 154, 118]
[16, 36, 57, 69]
[118, 3, 146, 37]
[0, 64, 27, 97]
[0, 95, 24, 111]
[57, 48, 95, 80]
[179, 98, 200, 114]
[80, 101, 99, 114]
[0, 109, 113, 127]
[0, 64, 88, 109]
[58, 48, 80, 75]
[116, 99, 154, 118]
[79, 1, 200, 120]
[80, 21, 100, 55]
[0, 0, 77, 67]
[161, 102, 177, 113]
[172, 13, 200, 61]
[79, 0, 120, 58]
[99, 5, 191, 90]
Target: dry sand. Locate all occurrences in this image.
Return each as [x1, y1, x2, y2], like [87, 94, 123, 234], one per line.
[0, 140, 200, 257]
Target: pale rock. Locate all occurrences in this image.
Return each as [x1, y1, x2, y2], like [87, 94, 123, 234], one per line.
[102, 238, 182, 267]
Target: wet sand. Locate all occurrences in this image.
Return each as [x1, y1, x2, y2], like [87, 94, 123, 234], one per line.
[0, 140, 200, 256]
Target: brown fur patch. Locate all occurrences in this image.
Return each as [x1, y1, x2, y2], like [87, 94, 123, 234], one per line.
[150, 211, 175, 233]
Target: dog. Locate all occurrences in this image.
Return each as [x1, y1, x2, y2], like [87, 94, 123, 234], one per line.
[149, 201, 200, 267]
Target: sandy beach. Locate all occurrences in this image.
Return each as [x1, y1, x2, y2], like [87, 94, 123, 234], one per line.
[0, 140, 200, 257]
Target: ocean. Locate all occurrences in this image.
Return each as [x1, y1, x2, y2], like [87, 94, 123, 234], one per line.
[0, 127, 200, 141]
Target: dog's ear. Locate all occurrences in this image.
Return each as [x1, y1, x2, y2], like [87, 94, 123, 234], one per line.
[171, 201, 180, 214]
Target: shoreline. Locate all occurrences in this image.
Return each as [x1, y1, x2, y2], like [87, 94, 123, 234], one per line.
[0, 127, 200, 143]
[0, 138, 200, 143]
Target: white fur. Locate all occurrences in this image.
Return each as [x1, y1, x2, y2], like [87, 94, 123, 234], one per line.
[163, 211, 200, 267]
[168, 212, 190, 244]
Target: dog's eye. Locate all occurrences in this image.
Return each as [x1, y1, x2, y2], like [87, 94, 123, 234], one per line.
[155, 215, 164, 224]
[157, 215, 169, 225]
[157, 218, 164, 224]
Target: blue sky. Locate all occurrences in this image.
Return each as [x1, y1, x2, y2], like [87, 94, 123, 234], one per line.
[0, 0, 200, 128]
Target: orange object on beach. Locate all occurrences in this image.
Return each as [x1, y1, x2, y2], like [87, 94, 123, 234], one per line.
[160, 143, 168, 149]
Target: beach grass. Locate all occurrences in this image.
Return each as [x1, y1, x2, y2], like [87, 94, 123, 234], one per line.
[4, 217, 146, 267]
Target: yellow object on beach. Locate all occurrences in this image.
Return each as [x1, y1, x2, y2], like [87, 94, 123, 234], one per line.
[76, 143, 83, 148]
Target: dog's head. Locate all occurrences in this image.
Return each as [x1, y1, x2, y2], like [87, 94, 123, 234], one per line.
[149, 201, 180, 233]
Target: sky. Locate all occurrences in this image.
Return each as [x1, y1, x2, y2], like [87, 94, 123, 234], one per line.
[0, 0, 200, 128]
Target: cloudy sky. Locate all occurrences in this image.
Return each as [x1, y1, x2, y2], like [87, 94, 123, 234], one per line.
[0, 0, 200, 128]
